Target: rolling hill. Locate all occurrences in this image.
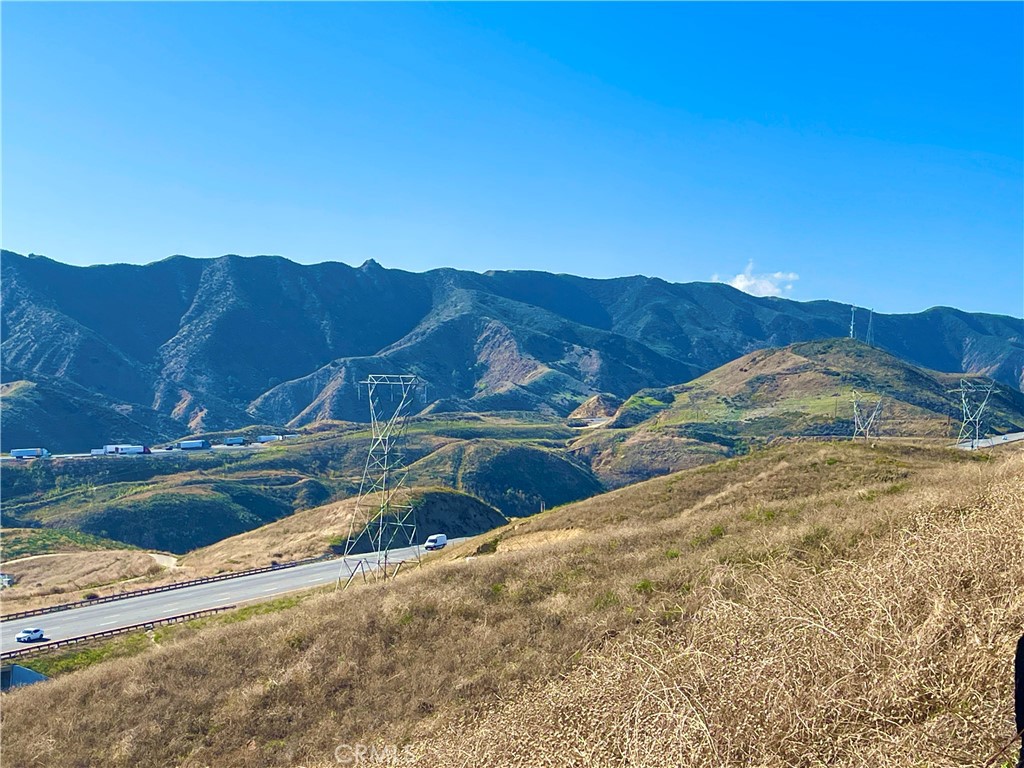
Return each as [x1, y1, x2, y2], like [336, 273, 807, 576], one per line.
[0, 414, 601, 553]
[180, 487, 506, 572]
[3, 249, 1022, 451]
[3, 440, 1019, 766]
[571, 338, 1024, 487]
[5, 340, 1022, 553]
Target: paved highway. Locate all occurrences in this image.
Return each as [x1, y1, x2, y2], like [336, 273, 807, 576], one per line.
[0, 444, 266, 463]
[955, 431, 1024, 450]
[0, 541, 465, 652]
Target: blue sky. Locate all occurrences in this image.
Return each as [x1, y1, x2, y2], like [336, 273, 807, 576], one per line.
[2, 2, 1021, 316]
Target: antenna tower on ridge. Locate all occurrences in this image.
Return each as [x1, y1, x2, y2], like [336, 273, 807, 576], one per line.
[338, 373, 424, 587]
[951, 378, 995, 449]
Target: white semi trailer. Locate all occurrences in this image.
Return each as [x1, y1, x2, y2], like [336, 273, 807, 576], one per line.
[10, 448, 50, 459]
[178, 439, 212, 450]
[103, 445, 148, 455]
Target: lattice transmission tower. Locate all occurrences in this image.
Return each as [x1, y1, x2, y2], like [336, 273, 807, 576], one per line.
[851, 390, 883, 441]
[849, 306, 875, 346]
[952, 378, 994, 448]
[339, 374, 424, 586]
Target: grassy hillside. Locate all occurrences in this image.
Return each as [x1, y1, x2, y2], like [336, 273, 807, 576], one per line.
[0, 376, 180, 453]
[0, 414, 591, 552]
[642, 338, 1024, 437]
[182, 487, 505, 572]
[2, 441, 1019, 767]
[575, 338, 1024, 487]
[2, 467, 307, 554]
[5, 347, 1018, 555]
[405, 438, 603, 517]
[6, 250, 1022, 447]
[1, 550, 163, 608]
[0, 527, 137, 560]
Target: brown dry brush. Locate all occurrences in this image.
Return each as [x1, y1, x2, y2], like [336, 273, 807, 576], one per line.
[0, 445, 1019, 768]
[411, 457, 1023, 767]
[0, 551, 163, 610]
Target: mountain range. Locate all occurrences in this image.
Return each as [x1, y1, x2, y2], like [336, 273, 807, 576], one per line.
[2, 250, 1022, 451]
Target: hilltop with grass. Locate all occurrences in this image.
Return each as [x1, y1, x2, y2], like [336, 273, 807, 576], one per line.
[1, 439, 1020, 767]
[181, 487, 505, 572]
[572, 338, 1024, 487]
[4, 341, 1022, 565]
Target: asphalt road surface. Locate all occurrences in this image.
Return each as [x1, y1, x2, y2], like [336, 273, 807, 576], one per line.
[955, 431, 1024, 450]
[1, 540, 465, 652]
[0, 443, 272, 462]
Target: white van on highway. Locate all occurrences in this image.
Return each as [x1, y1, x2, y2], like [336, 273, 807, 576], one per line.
[424, 533, 448, 551]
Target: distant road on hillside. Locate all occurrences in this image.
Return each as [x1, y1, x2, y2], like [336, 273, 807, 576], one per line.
[0, 541, 466, 651]
[0, 444, 265, 462]
[955, 432, 1024, 450]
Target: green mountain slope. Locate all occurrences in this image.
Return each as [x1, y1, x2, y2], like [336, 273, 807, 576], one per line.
[0, 375, 180, 453]
[0, 414, 598, 552]
[573, 338, 1024, 487]
[4, 250, 1022, 450]
[641, 338, 1024, 437]
[406, 439, 603, 518]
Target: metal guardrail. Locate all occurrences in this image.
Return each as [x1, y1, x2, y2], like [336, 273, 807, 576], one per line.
[0, 605, 238, 661]
[1, 554, 333, 623]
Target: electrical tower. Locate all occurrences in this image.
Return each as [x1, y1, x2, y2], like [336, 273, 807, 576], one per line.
[865, 309, 874, 347]
[849, 306, 856, 339]
[339, 374, 423, 586]
[851, 390, 883, 441]
[951, 378, 994, 449]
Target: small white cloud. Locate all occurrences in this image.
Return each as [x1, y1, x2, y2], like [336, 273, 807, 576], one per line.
[714, 260, 799, 297]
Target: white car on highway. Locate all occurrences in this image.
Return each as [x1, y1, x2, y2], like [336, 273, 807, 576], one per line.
[15, 628, 44, 643]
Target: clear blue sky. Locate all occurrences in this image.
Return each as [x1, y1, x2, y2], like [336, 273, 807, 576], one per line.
[2, 2, 1021, 316]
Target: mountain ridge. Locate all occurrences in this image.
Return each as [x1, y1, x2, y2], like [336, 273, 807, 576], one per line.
[3, 250, 1022, 449]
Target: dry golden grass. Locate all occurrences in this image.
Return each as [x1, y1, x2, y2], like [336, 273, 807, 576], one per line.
[181, 495, 363, 573]
[0, 551, 164, 611]
[420, 456, 1024, 767]
[0, 442, 1019, 768]
[182, 486, 503, 573]
[1, 487, 502, 615]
